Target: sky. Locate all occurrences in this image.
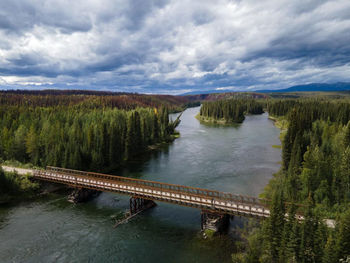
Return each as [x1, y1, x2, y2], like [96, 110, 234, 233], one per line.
[0, 0, 350, 94]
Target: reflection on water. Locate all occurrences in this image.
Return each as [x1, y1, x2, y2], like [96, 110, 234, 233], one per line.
[0, 107, 281, 263]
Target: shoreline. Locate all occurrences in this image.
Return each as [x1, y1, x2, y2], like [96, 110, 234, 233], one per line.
[268, 114, 288, 142]
[195, 113, 242, 125]
[258, 114, 286, 200]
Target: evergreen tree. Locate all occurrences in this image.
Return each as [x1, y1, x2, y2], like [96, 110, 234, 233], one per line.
[336, 210, 350, 260]
[344, 121, 350, 148]
[300, 200, 317, 263]
[13, 125, 27, 162]
[25, 125, 40, 165]
[323, 234, 338, 263]
[267, 189, 286, 261]
[280, 204, 297, 262]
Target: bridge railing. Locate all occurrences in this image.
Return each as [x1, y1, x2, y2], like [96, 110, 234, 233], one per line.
[44, 166, 268, 208]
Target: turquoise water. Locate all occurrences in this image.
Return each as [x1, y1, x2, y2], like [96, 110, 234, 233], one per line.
[0, 107, 281, 263]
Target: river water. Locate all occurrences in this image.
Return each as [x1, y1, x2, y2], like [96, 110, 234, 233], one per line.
[0, 107, 281, 263]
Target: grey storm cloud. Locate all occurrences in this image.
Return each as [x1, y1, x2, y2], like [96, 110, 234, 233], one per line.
[0, 0, 350, 93]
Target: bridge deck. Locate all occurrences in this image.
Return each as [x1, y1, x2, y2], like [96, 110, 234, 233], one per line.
[33, 166, 271, 218]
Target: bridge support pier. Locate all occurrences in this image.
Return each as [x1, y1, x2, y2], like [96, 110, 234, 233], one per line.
[201, 210, 230, 234]
[130, 197, 156, 215]
[68, 188, 101, 203]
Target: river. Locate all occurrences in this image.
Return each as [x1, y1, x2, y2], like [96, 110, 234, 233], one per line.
[0, 107, 281, 263]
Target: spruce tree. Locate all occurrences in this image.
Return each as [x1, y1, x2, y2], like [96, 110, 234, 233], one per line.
[267, 189, 286, 261]
[323, 234, 338, 263]
[280, 204, 297, 262]
[344, 121, 350, 148]
[300, 200, 317, 263]
[336, 210, 350, 260]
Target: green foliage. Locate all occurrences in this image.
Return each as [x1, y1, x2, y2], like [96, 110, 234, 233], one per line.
[268, 99, 350, 125]
[336, 209, 350, 260]
[204, 229, 215, 238]
[0, 102, 177, 172]
[0, 91, 189, 112]
[267, 190, 286, 261]
[200, 98, 264, 123]
[243, 230, 264, 263]
[241, 98, 350, 263]
[323, 234, 338, 263]
[0, 168, 38, 202]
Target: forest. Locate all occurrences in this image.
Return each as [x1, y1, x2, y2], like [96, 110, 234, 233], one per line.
[0, 90, 194, 112]
[0, 92, 186, 173]
[1, 91, 350, 262]
[233, 98, 350, 263]
[199, 99, 265, 123]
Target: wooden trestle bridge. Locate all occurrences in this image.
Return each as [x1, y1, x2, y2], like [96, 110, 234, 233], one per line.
[34, 166, 271, 223]
[2, 165, 335, 229]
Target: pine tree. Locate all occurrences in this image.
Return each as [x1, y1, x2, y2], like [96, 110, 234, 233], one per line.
[289, 218, 302, 262]
[322, 233, 337, 263]
[344, 121, 350, 148]
[340, 147, 350, 201]
[280, 204, 297, 262]
[299, 200, 317, 263]
[25, 125, 40, 165]
[336, 210, 350, 260]
[267, 190, 286, 261]
[313, 221, 327, 263]
[13, 125, 28, 162]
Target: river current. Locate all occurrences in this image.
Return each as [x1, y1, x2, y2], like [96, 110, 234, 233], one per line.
[0, 107, 281, 263]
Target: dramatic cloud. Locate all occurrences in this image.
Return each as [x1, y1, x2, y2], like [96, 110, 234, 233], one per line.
[0, 0, 350, 93]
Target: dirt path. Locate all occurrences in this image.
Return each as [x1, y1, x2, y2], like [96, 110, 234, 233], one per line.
[1, 166, 34, 175]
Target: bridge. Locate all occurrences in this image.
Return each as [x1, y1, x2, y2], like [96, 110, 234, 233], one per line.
[34, 166, 270, 216]
[1, 165, 336, 230]
[29, 166, 272, 231]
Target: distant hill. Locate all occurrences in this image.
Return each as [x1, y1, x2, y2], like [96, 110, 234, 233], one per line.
[258, 82, 350, 93]
[185, 92, 268, 101]
[0, 89, 193, 111]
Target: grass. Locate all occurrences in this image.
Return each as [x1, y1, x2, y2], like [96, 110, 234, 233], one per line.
[268, 115, 288, 130]
[196, 114, 226, 124]
[170, 131, 180, 139]
[272, 145, 282, 149]
[268, 115, 288, 142]
[204, 229, 216, 238]
[195, 114, 241, 126]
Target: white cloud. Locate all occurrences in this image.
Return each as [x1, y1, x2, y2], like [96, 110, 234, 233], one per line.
[0, 0, 349, 93]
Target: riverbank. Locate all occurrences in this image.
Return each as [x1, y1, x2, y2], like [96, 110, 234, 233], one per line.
[147, 132, 180, 150]
[0, 129, 182, 204]
[257, 114, 286, 201]
[268, 115, 288, 141]
[0, 167, 39, 204]
[195, 113, 242, 125]
[0, 126, 181, 176]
